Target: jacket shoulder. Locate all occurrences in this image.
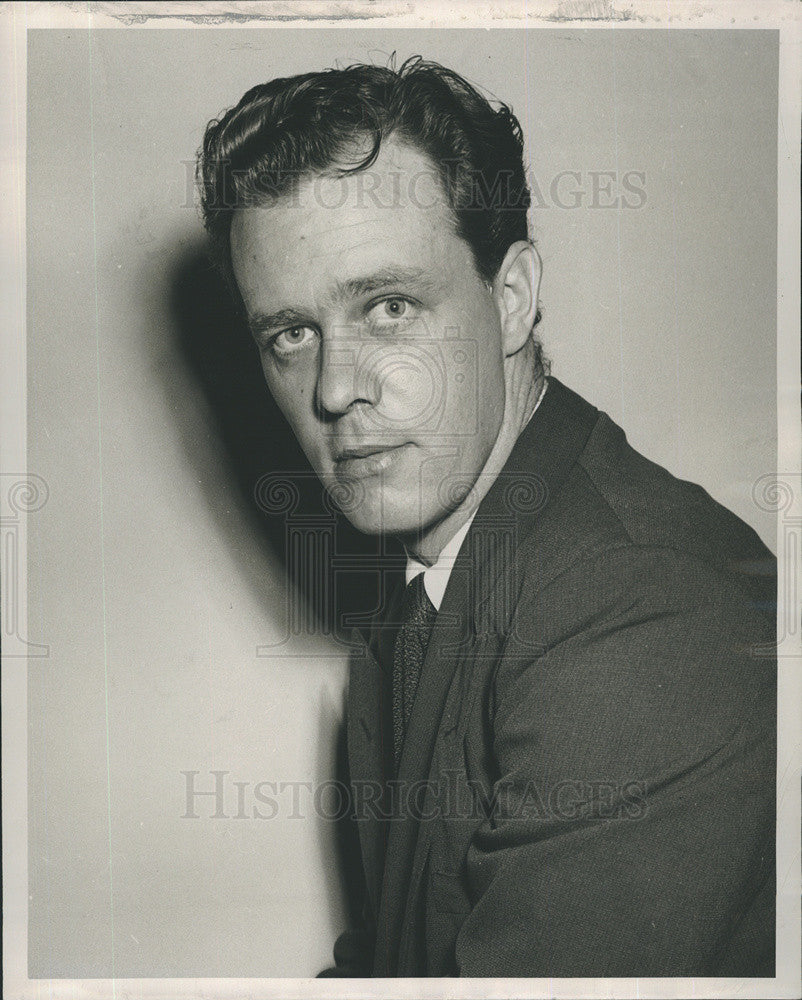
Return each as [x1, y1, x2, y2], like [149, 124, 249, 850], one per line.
[520, 406, 775, 607]
[578, 413, 771, 558]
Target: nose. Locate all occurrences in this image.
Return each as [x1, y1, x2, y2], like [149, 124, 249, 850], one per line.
[315, 334, 379, 417]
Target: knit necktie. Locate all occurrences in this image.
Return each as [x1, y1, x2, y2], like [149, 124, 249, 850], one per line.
[391, 573, 438, 774]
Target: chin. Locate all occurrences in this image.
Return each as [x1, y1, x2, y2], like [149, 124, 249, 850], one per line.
[337, 505, 425, 539]
[329, 485, 439, 539]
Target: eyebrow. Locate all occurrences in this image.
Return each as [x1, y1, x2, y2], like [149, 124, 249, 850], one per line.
[248, 308, 310, 339]
[331, 266, 438, 302]
[247, 266, 439, 337]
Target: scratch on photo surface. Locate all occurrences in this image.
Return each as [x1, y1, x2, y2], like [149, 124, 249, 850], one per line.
[546, 0, 643, 22]
[62, 1, 416, 27]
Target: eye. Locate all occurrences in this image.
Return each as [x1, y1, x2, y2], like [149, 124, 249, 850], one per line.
[269, 325, 317, 356]
[367, 296, 419, 326]
[382, 298, 407, 318]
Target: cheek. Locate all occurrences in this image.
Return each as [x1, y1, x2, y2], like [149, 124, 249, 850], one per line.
[444, 336, 503, 411]
[372, 348, 444, 427]
[373, 339, 501, 438]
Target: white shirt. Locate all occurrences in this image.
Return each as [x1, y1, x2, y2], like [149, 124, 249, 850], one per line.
[405, 378, 549, 610]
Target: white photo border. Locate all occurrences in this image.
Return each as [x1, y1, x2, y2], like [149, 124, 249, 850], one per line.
[2, 2, 799, 998]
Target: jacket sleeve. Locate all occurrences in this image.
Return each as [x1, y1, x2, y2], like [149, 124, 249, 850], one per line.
[454, 545, 776, 977]
[317, 890, 375, 977]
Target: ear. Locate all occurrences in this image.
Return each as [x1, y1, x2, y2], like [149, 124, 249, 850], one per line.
[492, 241, 542, 357]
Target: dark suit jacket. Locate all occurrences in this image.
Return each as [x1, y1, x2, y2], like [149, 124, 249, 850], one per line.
[321, 377, 776, 978]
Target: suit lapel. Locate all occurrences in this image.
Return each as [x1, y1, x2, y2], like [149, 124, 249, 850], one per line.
[370, 378, 602, 974]
[373, 558, 471, 975]
[346, 567, 406, 914]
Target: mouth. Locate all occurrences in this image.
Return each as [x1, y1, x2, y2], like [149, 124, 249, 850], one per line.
[334, 442, 411, 478]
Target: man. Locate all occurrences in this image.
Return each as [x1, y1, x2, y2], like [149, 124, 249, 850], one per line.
[197, 58, 776, 977]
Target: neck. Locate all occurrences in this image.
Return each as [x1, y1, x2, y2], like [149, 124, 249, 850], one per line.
[400, 341, 543, 566]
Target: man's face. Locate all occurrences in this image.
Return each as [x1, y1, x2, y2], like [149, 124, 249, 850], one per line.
[230, 139, 507, 539]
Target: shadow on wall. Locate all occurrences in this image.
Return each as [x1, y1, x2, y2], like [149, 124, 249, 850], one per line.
[166, 241, 403, 645]
[160, 241, 378, 955]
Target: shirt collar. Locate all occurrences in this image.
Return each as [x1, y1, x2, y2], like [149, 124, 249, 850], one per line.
[405, 512, 476, 610]
[404, 378, 549, 611]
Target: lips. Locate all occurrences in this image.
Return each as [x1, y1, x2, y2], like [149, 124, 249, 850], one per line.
[334, 441, 411, 478]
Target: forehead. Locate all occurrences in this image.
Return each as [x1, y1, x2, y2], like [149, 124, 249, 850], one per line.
[229, 139, 475, 307]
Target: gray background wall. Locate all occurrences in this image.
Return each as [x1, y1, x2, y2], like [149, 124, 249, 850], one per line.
[27, 28, 777, 977]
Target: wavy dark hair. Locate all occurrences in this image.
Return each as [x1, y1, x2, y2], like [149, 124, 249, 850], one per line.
[197, 56, 542, 336]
